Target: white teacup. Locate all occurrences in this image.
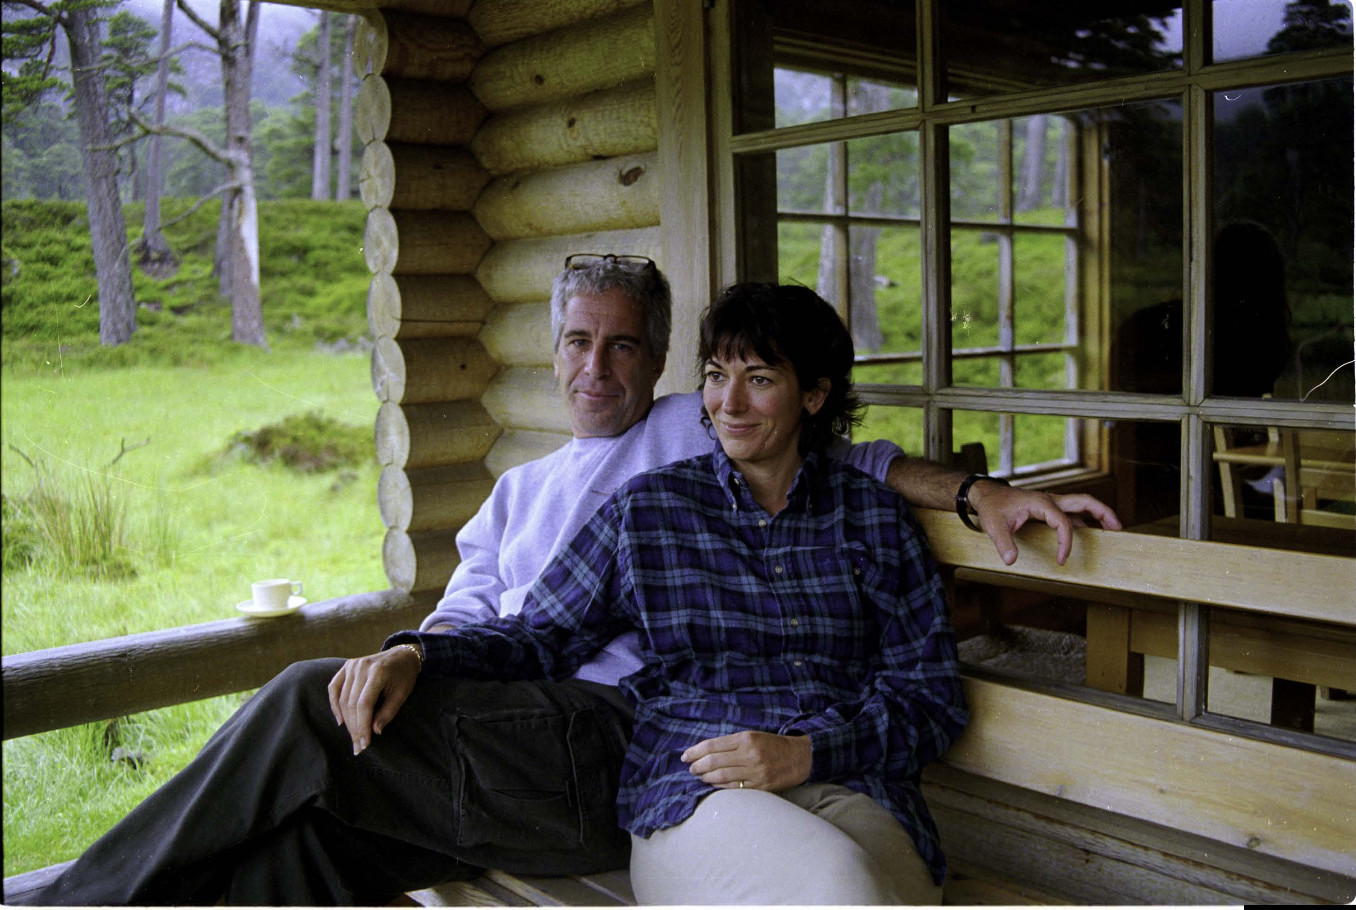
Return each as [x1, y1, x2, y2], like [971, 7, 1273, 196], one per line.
[251, 579, 303, 610]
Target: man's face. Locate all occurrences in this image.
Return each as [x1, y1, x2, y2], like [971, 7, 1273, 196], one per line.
[554, 288, 665, 438]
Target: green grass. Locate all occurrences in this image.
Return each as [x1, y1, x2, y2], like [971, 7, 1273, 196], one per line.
[1, 200, 387, 877]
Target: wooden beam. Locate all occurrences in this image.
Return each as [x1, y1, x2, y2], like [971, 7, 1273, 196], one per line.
[356, 10, 485, 82]
[2, 590, 435, 740]
[470, 2, 655, 111]
[383, 528, 462, 593]
[474, 227, 662, 304]
[480, 367, 573, 435]
[472, 153, 660, 241]
[467, 0, 646, 48]
[357, 75, 487, 146]
[363, 209, 492, 276]
[916, 509, 1355, 626]
[360, 142, 489, 212]
[371, 336, 500, 405]
[479, 302, 555, 366]
[378, 462, 497, 533]
[484, 430, 571, 478]
[368, 273, 495, 340]
[471, 81, 657, 176]
[374, 400, 502, 470]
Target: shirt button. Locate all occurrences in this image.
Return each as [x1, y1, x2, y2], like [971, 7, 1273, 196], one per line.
[758, 519, 767, 528]
[793, 660, 803, 667]
[774, 565, 783, 574]
[854, 567, 861, 575]
[789, 618, 799, 627]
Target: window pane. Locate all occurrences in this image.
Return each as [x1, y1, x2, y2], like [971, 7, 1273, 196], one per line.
[1013, 232, 1069, 346]
[777, 221, 828, 290]
[846, 134, 919, 219]
[1210, 424, 1356, 556]
[854, 362, 923, 387]
[848, 225, 919, 357]
[1213, 78, 1354, 402]
[1204, 608, 1355, 744]
[1212, 0, 1352, 64]
[737, 1, 917, 134]
[777, 144, 841, 214]
[1013, 116, 1076, 227]
[1105, 418, 1183, 529]
[853, 403, 923, 459]
[950, 228, 1001, 350]
[1103, 100, 1186, 395]
[949, 121, 1002, 221]
[940, 3, 1182, 100]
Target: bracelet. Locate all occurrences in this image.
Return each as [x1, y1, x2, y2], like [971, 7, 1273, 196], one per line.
[955, 474, 1009, 533]
[394, 642, 423, 674]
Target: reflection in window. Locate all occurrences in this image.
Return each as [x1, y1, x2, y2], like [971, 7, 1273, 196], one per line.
[1203, 608, 1354, 743]
[1212, 0, 1352, 63]
[1211, 424, 1356, 553]
[940, 2, 1182, 99]
[1214, 77, 1354, 401]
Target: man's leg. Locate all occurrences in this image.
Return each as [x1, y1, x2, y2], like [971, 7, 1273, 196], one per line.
[20, 659, 632, 906]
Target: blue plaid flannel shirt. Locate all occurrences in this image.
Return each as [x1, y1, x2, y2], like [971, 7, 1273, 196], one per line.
[390, 448, 968, 884]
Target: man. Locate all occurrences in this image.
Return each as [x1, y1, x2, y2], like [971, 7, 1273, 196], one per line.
[24, 257, 1118, 905]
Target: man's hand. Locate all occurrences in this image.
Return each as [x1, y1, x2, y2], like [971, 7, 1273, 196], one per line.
[681, 731, 812, 792]
[327, 645, 422, 755]
[968, 481, 1122, 566]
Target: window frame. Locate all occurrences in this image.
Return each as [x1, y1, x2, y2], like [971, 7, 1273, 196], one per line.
[709, 0, 1355, 759]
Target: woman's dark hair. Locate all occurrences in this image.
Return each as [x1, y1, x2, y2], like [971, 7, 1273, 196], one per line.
[697, 282, 864, 455]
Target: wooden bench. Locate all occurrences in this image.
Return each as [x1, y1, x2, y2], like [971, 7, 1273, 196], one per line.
[5, 515, 1355, 904]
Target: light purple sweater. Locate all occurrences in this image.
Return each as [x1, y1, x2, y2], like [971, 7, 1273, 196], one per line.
[420, 391, 904, 685]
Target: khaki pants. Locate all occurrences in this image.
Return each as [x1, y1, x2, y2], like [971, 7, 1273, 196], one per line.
[630, 782, 941, 905]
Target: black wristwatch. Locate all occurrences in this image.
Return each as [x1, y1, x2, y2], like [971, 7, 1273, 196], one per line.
[955, 474, 1009, 532]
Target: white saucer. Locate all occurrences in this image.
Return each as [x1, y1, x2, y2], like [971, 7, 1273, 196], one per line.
[237, 595, 307, 617]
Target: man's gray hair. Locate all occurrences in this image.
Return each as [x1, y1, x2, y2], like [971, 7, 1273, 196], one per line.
[550, 258, 673, 361]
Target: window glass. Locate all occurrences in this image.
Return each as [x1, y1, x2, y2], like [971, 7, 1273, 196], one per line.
[845, 134, 919, 219]
[1210, 424, 1356, 556]
[1103, 418, 1183, 530]
[776, 144, 841, 214]
[940, 2, 1183, 100]
[846, 225, 919, 357]
[853, 403, 923, 462]
[1212, 0, 1352, 63]
[1012, 115, 1076, 227]
[1204, 608, 1355, 744]
[952, 410, 1112, 484]
[739, 0, 917, 134]
[1213, 77, 1354, 401]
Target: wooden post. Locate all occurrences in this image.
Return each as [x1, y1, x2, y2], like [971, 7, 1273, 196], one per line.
[468, 0, 646, 48]
[479, 302, 555, 366]
[480, 367, 573, 434]
[356, 10, 485, 82]
[384, 527, 462, 593]
[474, 226, 662, 303]
[357, 75, 487, 146]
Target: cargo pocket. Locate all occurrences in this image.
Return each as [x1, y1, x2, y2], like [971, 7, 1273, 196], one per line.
[450, 704, 628, 856]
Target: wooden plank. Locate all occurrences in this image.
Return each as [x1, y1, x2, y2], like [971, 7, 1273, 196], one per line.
[2, 861, 72, 904]
[653, 0, 713, 398]
[925, 764, 1355, 904]
[917, 509, 1356, 626]
[409, 877, 532, 906]
[484, 869, 627, 906]
[2, 590, 437, 740]
[943, 862, 1072, 905]
[942, 676, 1356, 876]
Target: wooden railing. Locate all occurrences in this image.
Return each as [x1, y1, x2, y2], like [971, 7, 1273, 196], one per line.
[2, 588, 438, 740]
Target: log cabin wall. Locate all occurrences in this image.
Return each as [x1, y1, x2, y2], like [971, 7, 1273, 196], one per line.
[357, 0, 663, 595]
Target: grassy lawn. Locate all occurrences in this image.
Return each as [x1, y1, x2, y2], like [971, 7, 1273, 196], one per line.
[1, 199, 389, 877]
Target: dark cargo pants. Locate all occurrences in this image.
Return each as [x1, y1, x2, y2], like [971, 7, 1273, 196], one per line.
[17, 658, 634, 906]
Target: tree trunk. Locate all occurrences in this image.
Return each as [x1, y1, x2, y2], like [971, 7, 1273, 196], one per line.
[139, 0, 176, 271]
[219, 0, 265, 347]
[1017, 114, 1048, 212]
[65, 6, 137, 346]
[335, 14, 357, 201]
[311, 11, 333, 200]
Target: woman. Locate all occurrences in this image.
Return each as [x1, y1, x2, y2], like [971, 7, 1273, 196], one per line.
[387, 282, 968, 904]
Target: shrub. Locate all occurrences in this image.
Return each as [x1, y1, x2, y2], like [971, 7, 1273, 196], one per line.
[226, 411, 372, 472]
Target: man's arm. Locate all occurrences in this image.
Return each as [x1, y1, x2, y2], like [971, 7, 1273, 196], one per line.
[884, 456, 1121, 566]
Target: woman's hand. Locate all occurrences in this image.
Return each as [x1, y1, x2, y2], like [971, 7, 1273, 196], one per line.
[681, 731, 812, 792]
[326, 646, 421, 756]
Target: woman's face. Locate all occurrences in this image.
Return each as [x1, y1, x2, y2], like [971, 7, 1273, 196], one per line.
[702, 348, 827, 471]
